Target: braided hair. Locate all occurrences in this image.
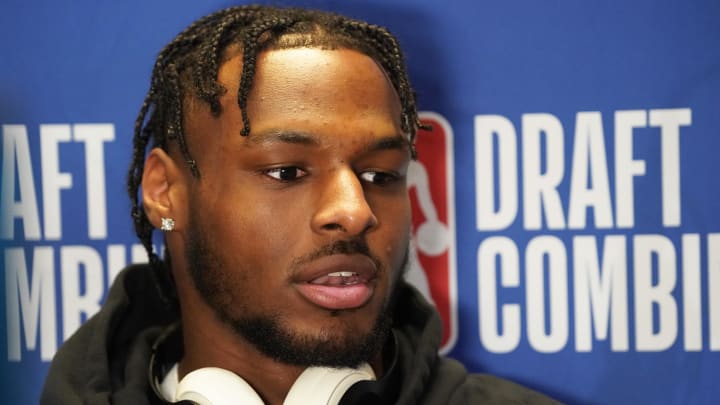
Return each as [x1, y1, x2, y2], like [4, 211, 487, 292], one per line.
[126, 5, 424, 305]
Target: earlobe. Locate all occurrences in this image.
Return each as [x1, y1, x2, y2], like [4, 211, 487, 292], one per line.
[142, 148, 185, 231]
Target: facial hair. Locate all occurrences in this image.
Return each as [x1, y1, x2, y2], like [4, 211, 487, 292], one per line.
[185, 217, 407, 368]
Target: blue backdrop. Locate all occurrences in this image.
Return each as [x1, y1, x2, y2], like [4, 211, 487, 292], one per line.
[1, 1, 719, 403]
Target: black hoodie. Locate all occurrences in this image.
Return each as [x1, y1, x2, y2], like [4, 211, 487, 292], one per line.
[41, 264, 559, 404]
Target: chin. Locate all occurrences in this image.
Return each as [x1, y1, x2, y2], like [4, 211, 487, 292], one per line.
[227, 302, 393, 368]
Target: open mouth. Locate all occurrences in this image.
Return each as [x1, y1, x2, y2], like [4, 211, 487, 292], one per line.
[294, 255, 377, 310]
[310, 271, 362, 286]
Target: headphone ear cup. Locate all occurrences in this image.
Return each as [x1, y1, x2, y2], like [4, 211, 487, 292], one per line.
[283, 363, 376, 405]
[176, 367, 265, 405]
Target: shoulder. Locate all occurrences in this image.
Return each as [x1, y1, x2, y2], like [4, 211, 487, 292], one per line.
[40, 289, 112, 404]
[454, 373, 562, 404]
[425, 357, 562, 405]
[40, 264, 175, 405]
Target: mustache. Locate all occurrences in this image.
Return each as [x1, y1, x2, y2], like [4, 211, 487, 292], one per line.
[291, 239, 381, 270]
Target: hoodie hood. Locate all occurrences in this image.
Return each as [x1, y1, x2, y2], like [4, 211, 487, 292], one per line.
[40, 264, 451, 405]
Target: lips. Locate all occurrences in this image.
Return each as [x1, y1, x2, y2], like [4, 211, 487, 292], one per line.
[293, 254, 378, 310]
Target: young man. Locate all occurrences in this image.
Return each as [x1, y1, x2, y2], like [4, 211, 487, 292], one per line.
[42, 5, 559, 404]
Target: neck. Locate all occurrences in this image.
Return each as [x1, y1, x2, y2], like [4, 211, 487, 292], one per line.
[177, 295, 305, 405]
[153, 322, 398, 405]
[168, 250, 389, 404]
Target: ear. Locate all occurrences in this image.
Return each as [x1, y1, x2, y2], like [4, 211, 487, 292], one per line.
[142, 148, 187, 231]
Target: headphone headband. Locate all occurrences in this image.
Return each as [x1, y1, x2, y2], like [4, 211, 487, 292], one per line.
[148, 323, 400, 404]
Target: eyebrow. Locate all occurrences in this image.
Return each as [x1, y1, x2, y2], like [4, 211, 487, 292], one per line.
[248, 129, 410, 153]
[247, 130, 321, 146]
[366, 135, 411, 153]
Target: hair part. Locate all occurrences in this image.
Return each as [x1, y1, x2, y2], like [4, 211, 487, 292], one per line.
[126, 5, 424, 307]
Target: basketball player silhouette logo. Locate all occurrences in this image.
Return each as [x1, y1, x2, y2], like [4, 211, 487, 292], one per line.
[407, 112, 457, 353]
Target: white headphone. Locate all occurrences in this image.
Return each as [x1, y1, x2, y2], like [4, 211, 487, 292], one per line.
[171, 363, 376, 405]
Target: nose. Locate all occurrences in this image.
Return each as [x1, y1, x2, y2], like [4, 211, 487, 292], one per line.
[312, 168, 378, 236]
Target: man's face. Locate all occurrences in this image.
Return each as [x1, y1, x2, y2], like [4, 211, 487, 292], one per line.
[180, 47, 411, 367]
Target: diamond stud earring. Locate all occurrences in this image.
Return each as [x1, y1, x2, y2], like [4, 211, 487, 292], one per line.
[160, 217, 175, 232]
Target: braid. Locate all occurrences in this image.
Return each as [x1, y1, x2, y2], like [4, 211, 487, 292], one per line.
[193, 12, 244, 115]
[238, 15, 297, 135]
[127, 5, 423, 304]
[337, 19, 425, 149]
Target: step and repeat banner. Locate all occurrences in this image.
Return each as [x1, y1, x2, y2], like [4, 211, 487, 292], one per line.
[1, 0, 718, 403]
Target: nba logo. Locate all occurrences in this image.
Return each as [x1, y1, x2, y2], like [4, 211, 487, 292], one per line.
[407, 111, 457, 354]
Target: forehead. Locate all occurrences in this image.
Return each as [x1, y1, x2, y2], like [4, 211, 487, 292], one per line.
[248, 47, 397, 110]
[183, 47, 404, 157]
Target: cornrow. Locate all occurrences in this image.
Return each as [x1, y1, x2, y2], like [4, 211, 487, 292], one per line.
[127, 5, 424, 306]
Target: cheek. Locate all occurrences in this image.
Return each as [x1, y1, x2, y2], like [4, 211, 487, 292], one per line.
[374, 198, 411, 262]
[201, 195, 301, 271]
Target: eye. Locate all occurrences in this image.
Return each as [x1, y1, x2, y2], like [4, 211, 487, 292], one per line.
[359, 171, 400, 186]
[264, 166, 308, 182]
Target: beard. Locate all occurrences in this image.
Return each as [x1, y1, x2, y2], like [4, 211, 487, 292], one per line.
[185, 218, 406, 368]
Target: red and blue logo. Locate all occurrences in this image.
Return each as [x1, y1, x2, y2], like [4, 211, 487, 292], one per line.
[408, 112, 457, 353]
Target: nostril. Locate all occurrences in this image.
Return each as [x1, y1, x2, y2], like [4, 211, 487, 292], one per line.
[322, 223, 346, 232]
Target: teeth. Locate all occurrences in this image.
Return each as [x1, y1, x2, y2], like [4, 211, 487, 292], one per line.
[328, 271, 357, 277]
[308, 271, 362, 286]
